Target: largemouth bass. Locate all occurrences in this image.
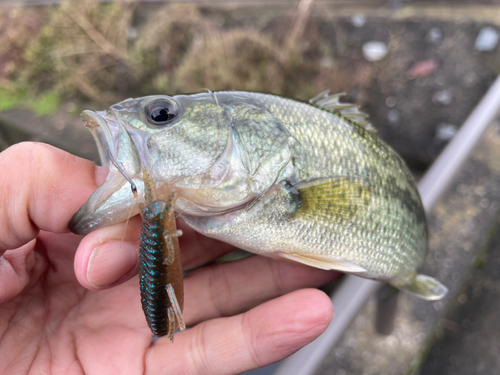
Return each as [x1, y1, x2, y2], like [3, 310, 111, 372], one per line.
[69, 90, 447, 300]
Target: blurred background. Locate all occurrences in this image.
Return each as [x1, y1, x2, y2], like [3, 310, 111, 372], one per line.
[1, 0, 499, 169]
[1, 1, 500, 374]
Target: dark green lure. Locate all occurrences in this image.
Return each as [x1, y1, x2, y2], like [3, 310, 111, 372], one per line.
[139, 169, 185, 340]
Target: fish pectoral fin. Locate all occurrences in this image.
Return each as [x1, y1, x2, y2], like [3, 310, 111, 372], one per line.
[395, 274, 448, 301]
[294, 176, 371, 221]
[276, 252, 367, 273]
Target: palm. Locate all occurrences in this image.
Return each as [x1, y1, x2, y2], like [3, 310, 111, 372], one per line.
[1, 227, 338, 374]
[0, 143, 338, 374]
[1, 232, 144, 372]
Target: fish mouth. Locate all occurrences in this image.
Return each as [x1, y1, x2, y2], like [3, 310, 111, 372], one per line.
[69, 109, 249, 234]
[69, 110, 143, 235]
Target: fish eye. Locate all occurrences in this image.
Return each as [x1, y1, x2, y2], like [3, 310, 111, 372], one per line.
[145, 98, 178, 126]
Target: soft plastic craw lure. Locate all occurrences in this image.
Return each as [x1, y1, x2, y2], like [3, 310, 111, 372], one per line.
[139, 168, 185, 341]
[108, 151, 185, 341]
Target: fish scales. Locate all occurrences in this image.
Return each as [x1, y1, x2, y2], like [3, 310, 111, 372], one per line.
[199, 92, 427, 280]
[70, 90, 447, 300]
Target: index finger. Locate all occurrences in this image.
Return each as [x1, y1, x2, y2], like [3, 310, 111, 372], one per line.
[0, 142, 241, 290]
[0, 142, 105, 253]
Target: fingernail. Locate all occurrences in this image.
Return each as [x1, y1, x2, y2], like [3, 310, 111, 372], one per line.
[95, 165, 109, 187]
[87, 241, 137, 288]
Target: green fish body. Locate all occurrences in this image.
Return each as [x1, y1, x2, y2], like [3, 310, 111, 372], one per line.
[70, 91, 447, 300]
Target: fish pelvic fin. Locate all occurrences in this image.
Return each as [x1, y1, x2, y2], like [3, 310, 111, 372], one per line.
[294, 176, 371, 221]
[275, 252, 367, 273]
[394, 274, 448, 301]
[309, 90, 376, 132]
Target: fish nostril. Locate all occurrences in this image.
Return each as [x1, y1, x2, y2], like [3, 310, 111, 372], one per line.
[147, 138, 158, 155]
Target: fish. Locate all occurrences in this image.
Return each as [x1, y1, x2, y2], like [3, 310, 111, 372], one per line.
[69, 90, 448, 301]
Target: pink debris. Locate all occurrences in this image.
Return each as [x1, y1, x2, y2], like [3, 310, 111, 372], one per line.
[407, 59, 438, 78]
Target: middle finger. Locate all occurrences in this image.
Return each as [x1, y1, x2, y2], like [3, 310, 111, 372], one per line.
[183, 254, 341, 327]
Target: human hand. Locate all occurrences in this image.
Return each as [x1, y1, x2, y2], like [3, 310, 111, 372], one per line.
[0, 142, 340, 374]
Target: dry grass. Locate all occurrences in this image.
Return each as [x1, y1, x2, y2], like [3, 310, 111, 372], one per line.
[177, 29, 288, 94]
[0, 0, 350, 113]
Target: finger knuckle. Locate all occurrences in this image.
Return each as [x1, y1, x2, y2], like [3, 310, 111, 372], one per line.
[4, 141, 51, 161]
[209, 265, 233, 317]
[0, 143, 53, 249]
[241, 313, 266, 368]
[188, 325, 212, 374]
[2, 142, 61, 179]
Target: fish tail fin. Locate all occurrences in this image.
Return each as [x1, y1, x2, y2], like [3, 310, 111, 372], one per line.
[394, 274, 448, 301]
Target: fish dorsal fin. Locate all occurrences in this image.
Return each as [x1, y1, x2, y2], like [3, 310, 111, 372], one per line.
[309, 90, 376, 132]
[276, 252, 367, 273]
[294, 176, 371, 221]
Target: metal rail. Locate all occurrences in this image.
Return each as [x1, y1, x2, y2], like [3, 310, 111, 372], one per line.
[272, 74, 500, 375]
[273, 278, 380, 375]
[418, 75, 500, 212]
